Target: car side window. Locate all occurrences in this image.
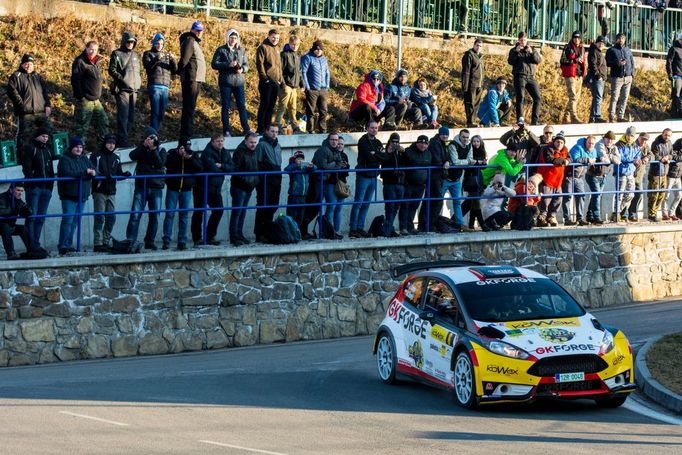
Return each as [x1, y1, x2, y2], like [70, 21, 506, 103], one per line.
[425, 279, 462, 327]
[403, 277, 424, 308]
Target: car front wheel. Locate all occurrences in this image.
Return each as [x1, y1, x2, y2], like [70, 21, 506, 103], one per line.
[453, 351, 478, 409]
[376, 333, 397, 384]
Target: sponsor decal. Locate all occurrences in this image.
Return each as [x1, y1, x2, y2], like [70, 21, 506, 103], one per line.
[475, 278, 536, 286]
[485, 382, 495, 392]
[538, 328, 575, 343]
[429, 343, 449, 358]
[506, 318, 580, 329]
[408, 341, 424, 369]
[434, 369, 448, 380]
[486, 365, 519, 375]
[612, 353, 626, 366]
[431, 325, 456, 346]
[505, 329, 523, 337]
[425, 360, 433, 369]
[535, 343, 596, 355]
[387, 300, 428, 339]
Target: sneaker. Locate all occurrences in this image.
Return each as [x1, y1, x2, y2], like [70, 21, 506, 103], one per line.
[357, 229, 370, 238]
[145, 242, 158, 251]
[536, 216, 548, 227]
[389, 231, 400, 237]
[671, 215, 680, 221]
[334, 233, 344, 240]
[648, 216, 659, 222]
[302, 233, 316, 240]
[577, 219, 590, 226]
[238, 235, 251, 245]
[547, 216, 558, 227]
[628, 216, 638, 222]
[591, 219, 604, 225]
[348, 230, 359, 239]
[662, 214, 671, 221]
[230, 239, 245, 247]
[564, 220, 578, 226]
[207, 238, 220, 246]
[408, 228, 420, 235]
[162, 241, 170, 250]
[399, 229, 409, 236]
[93, 245, 109, 253]
[177, 243, 187, 251]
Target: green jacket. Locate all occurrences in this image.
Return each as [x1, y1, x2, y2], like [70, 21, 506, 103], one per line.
[482, 149, 524, 185]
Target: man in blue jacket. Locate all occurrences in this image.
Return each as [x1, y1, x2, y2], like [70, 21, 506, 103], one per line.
[300, 40, 330, 134]
[612, 126, 641, 222]
[384, 69, 421, 128]
[564, 135, 597, 226]
[477, 77, 512, 127]
[605, 33, 635, 123]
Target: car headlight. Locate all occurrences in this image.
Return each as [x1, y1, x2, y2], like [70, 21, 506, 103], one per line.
[599, 330, 614, 355]
[482, 339, 531, 360]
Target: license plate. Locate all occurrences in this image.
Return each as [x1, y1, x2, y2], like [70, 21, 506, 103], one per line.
[555, 372, 585, 382]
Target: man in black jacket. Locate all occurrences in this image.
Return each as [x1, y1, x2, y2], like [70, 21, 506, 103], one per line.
[605, 33, 635, 122]
[350, 121, 383, 238]
[377, 132, 405, 237]
[0, 183, 32, 260]
[7, 54, 52, 155]
[508, 32, 542, 125]
[125, 127, 167, 250]
[254, 123, 283, 242]
[91, 134, 130, 252]
[587, 36, 608, 123]
[143, 33, 177, 132]
[461, 39, 484, 128]
[230, 133, 260, 246]
[163, 140, 202, 250]
[71, 41, 109, 148]
[21, 127, 56, 249]
[178, 21, 206, 144]
[402, 135, 432, 235]
[666, 33, 682, 119]
[419, 127, 449, 232]
[109, 32, 142, 147]
[276, 35, 303, 131]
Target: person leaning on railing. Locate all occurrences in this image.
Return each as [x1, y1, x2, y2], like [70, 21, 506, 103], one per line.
[564, 135, 597, 226]
[586, 130, 618, 225]
[376, 132, 405, 237]
[311, 132, 342, 239]
[535, 132, 570, 227]
[254, 123, 283, 242]
[401, 135, 432, 236]
[647, 128, 673, 222]
[611, 126, 641, 222]
[350, 120, 382, 238]
[442, 129, 473, 229]
[418, 127, 450, 232]
[664, 136, 682, 221]
[629, 131, 652, 222]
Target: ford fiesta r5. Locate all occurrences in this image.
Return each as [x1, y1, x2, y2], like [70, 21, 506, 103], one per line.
[372, 261, 636, 409]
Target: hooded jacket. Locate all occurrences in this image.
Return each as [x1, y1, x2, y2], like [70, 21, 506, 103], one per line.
[649, 134, 673, 177]
[606, 43, 635, 78]
[201, 141, 236, 191]
[613, 136, 641, 176]
[312, 139, 345, 184]
[285, 159, 316, 197]
[280, 43, 302, 88]
[568, 137, 597, 179]
[481, 149, 524, 185]
[255, 135, 282, 172]
[461, 48, 484, 92]
[445, 136, 473, 182]
[384, 77, 412, 107]
[402, 144, 433, 186]
[477, 86, 511, 126]
[57, 150, 95, 201]
[410, 82, 435, 105]
[109, 32, 142, 92]
[90, 142, 129, 195]
[178, 31, 206, 83]
[666, 39, 682, 78]
[232, 140, 260, 191]
[588, 139, 619, 177]
[255, 37, 282, 83]
[211, 29, 249, 87]
[508, 44, 542, 78]
[22, 138, 56, 190]
[537, 144, 571, 188]
[71, 50, 104, 101]
[300, 51, 330, 90]
[7, 65, 50, 116]
[350, 71, 384, 113]
[560, 41, 587, 78]
[143, 33, 178, 88]
[165, 146, 202, 192]
[587, 42, 607, 81]
[0, 188, 31, 227]
[499, 127, 540, 163]
[129, 144, 168, 189]
[669, 138, 682, 178]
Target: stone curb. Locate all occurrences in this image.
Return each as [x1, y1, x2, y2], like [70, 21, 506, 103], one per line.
[635, 335, 682, 414]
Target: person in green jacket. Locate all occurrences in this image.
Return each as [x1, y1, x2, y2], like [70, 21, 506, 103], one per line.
[481, 143, 525, 186]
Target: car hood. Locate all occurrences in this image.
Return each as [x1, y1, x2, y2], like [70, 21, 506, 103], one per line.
[474, 314, 606, 358]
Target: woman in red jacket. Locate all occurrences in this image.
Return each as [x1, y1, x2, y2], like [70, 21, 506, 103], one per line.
[560, 31, 587, 124]
[349, 70, 397, 128]
[536, 132, 571, 227]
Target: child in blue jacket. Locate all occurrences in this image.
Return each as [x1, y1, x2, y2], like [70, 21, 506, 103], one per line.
[285, 151, 317, 231]
[477, 77, 512, 127]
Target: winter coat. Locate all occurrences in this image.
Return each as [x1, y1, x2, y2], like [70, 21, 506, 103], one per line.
[587, 43, 607, 81]
[71, 50, 104, 101]
[22, 138, 56, 190]
[350, 71, 385, 113]
[508, 45, 542, 78]
[376, 144, 405, 185]
[508, 179, 540, 215]
[402, 144, 433, 186]
[0, 189, 31, 227]
[301, 52, 330, 90]
[613, 136, 641, 176]
[666, 39, 682, 79]
[410, 83, 436, 105]
[482, 149, 524, 185]
[499, 128, 540, 163]
[285, 160, 316, 196]
[634, 141, 653, 180]
[143, 47, 177, 88]
[669, 138, 682, 178]
[232, 141, 260, 191]
[477, 86, 511, 126]
[461, 48, 484, 92]
[428, 135, 448, 179]
[201, 142, 236, 191]
[312, 139, 345, 183]
[588, 139, 618, 177]
[255, 38, 282, 83]
[481, 183, 516, 221]
[560, 41, 587, 78]
[129, 145, 168, 189]
[57, 151, 95, 201]
[90, 147, 128, 195]
[605, 44, 635, 78]
[356, 133, 384, 178]
[178, 32, 206, 83]
[649, 134, 673, 177]
[165, 147, 202, 192]
[108, 32, 142, 92]
[568, 138, 597, 179]
[255, 135, 282, 172]
[445, 136, 473, 182]
[211, 41, 249, 88]
[384, 79, 412, 107]
[280, 44, 302, 88]
[537, 144, 571, 189]
[7, 67, 50, 116]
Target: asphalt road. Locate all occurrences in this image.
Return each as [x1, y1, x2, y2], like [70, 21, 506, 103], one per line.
[1, 300, 682, 454]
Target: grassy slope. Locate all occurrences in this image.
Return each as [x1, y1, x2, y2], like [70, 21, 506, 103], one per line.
[0, 14, 672, 147]
[646, 332, 682, 396]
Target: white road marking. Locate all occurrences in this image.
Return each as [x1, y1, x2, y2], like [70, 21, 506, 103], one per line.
[198, 440, 288, 455]
[624, 395, 682, 425]
[59, 411, 129, 427]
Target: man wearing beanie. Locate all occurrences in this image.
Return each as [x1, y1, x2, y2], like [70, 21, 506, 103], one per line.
[403, 135, 433, 235]
[7, 53, 52, 156]
[178, 21, 206, 144]
[21, 127, 56, 249]
[71, 41, 109, 147]
[384, 68, 421, 128]
[417, 126, 451, 231]
[57, 137, 97, 255]
[301, 40, 330, 134]
[611, 126, 641, 222]
[211, 28, 251, 137]
[109, 31, 142, 147]
[143, 32, 177, 132]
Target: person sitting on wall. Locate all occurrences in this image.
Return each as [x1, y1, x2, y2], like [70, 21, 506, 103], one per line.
[477, 77, 512, 127]
[0, 182, 32, 260]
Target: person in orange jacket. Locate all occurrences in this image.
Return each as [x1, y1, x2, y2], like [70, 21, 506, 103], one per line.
[536, 132, 571, 227]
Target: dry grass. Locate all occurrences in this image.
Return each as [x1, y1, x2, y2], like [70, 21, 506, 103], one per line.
[0, 14, 672, 148]
[646, 332, 682, 396]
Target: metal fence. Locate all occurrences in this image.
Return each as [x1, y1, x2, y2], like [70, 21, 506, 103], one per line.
[123, 0, 682, 55]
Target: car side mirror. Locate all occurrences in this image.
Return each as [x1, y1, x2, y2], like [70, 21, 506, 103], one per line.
[419, 310, 436, 323]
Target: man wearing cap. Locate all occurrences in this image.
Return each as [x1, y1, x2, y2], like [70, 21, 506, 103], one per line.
[666, 32, 682, 119]
[647, 129, 673, 222]
[0, 183, 32, 260]
[418, 127, 450, 232]
[508, 32, 542, 126]
[178, 21, 206, 144]
[108, 31, 141, 147]
[611, 126, 641, 222]
[301, 40, 331, 134]
[7, 54, 52, 156]
[401, 135, 432, 235]
[256, 29, 283, 134]
[71, 40, 109, 148]
[384, 69, 421, 128]
[586, 131, 618, 224]
[21, 127, 56, 249]
[535, 132, 570, 227]
[143, 33, 178, 132]
[587, 36, 608, 123]
[461, 38, 484, 128]
[212, 28, 251, 137]
[560, 31, 587, 124]
[57, 137, 97, 255]
[499, 118, 540, 165]
[628, 132, 652, 222]
[477, 77, 512, 127]
[605, 33, 635, 123]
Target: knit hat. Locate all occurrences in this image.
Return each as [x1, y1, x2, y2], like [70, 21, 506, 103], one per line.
[293, 150, 305, 160]
[144, 126, 158, 138]
[438, 126, 450, 137]
[389, 132, 401, 143]
[396, 68, 408, 78]
[34, 127, 50, 137]
[495, 77, 507, 85]
[553, 131, 566, 143]
[626, 126, 637, 136]
[191, 21, 204, 31]
[21, 54, 34, 64]
[104, 133, 117, 145]
[595, 35, 605, 43]
[572, 31, 581, 39]
[152, 33, 165, 46]
[416, 135, 429, 144]
[69, 137, 84, 150]
[604, 130, 616, 140]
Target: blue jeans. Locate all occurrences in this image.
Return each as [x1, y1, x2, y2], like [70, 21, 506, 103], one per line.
[58, 199, 82, 250]
[382, 183, 404, 236]
[585, 174, 605, 221]
[441, 179, 464, 225]
[126, 187, 163, 244]
[590, 78, 605, 121]
[162, 189, 192, 245]
[324, 183, 344, 232]
[219, 84, 250, 134]
[230, 186, 252, 240]
[26, 187, 52, 247]
[148, 85, 169, 131]
[561, 177, 587, 222]
[349, 175, 377, 231]
[417, 103, 438, 123]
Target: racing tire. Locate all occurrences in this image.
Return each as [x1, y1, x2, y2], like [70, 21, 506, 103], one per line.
[453, 351, 478, 409]
[594, 395, 628, 408]
[376, 332, 398, 384]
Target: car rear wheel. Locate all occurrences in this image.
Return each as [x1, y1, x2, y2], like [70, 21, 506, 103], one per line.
[376, 333, 397, 384]
[453, 352, 478, 409]
[594, 395, 628, 408]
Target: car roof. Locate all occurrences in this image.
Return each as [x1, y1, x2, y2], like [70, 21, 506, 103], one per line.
[416, 265, 548, 285]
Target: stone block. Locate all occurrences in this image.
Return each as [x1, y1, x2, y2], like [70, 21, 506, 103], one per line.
[8, 353, 34, 366]
[44, 304, 71, 318]
[20, 319, 55, 342]
[112, 336, 139, 357]
[38, 277, 65, 287]
[337, 305, 357, 322]
[189, 315, 219, 330]
[62, 335, 80, 349]
[234, 325, 257, 347]
[54, 347, 79, 362]
[109, 275, 131, 290]
[83, 334, 110, 359]
[180, 331, 205, 351]
[259, 321, 285, 344]
[18, 306, 43, 319]
[206, 329, 229, 349]
[14, 271, 34, 286]
[0, 349, 8, 366]
[139, 334, 169, 355]
[76, 317, 94, 334]
[182, 295, 219, 307]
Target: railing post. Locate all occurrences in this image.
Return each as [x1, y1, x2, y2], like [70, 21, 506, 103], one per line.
[76, 177, 82, 252]
[382, 0, 389, 33]
[540, 0, 546, 46]
[206, 0, 211, 18]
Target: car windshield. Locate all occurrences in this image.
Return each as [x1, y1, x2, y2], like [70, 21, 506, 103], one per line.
[455, 278, 586, 323]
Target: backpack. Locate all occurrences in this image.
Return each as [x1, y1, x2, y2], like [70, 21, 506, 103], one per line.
[368, 215, 386, 237]
[511, 205, 538, 231]
[275, 214, 301, 244]
[313, 215, 336, 240]
[435, 215, 461, 234]
[110, 239, 143, 254]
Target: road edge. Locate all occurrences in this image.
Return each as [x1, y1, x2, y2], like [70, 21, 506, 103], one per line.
[635, 335, 682, 414]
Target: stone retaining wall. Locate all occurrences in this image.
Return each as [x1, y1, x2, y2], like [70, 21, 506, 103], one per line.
[1, 226, 681, 367]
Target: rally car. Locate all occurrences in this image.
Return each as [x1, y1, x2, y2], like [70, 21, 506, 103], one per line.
[372, 261, 636, 409]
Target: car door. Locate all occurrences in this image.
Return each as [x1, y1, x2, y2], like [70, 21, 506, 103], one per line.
[391, 276, 426, 373]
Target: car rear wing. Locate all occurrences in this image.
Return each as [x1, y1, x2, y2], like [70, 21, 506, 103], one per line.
[391, 260, 485, 279]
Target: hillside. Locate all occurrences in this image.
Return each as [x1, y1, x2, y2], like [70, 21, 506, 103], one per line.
[0, 14, 672, 148]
